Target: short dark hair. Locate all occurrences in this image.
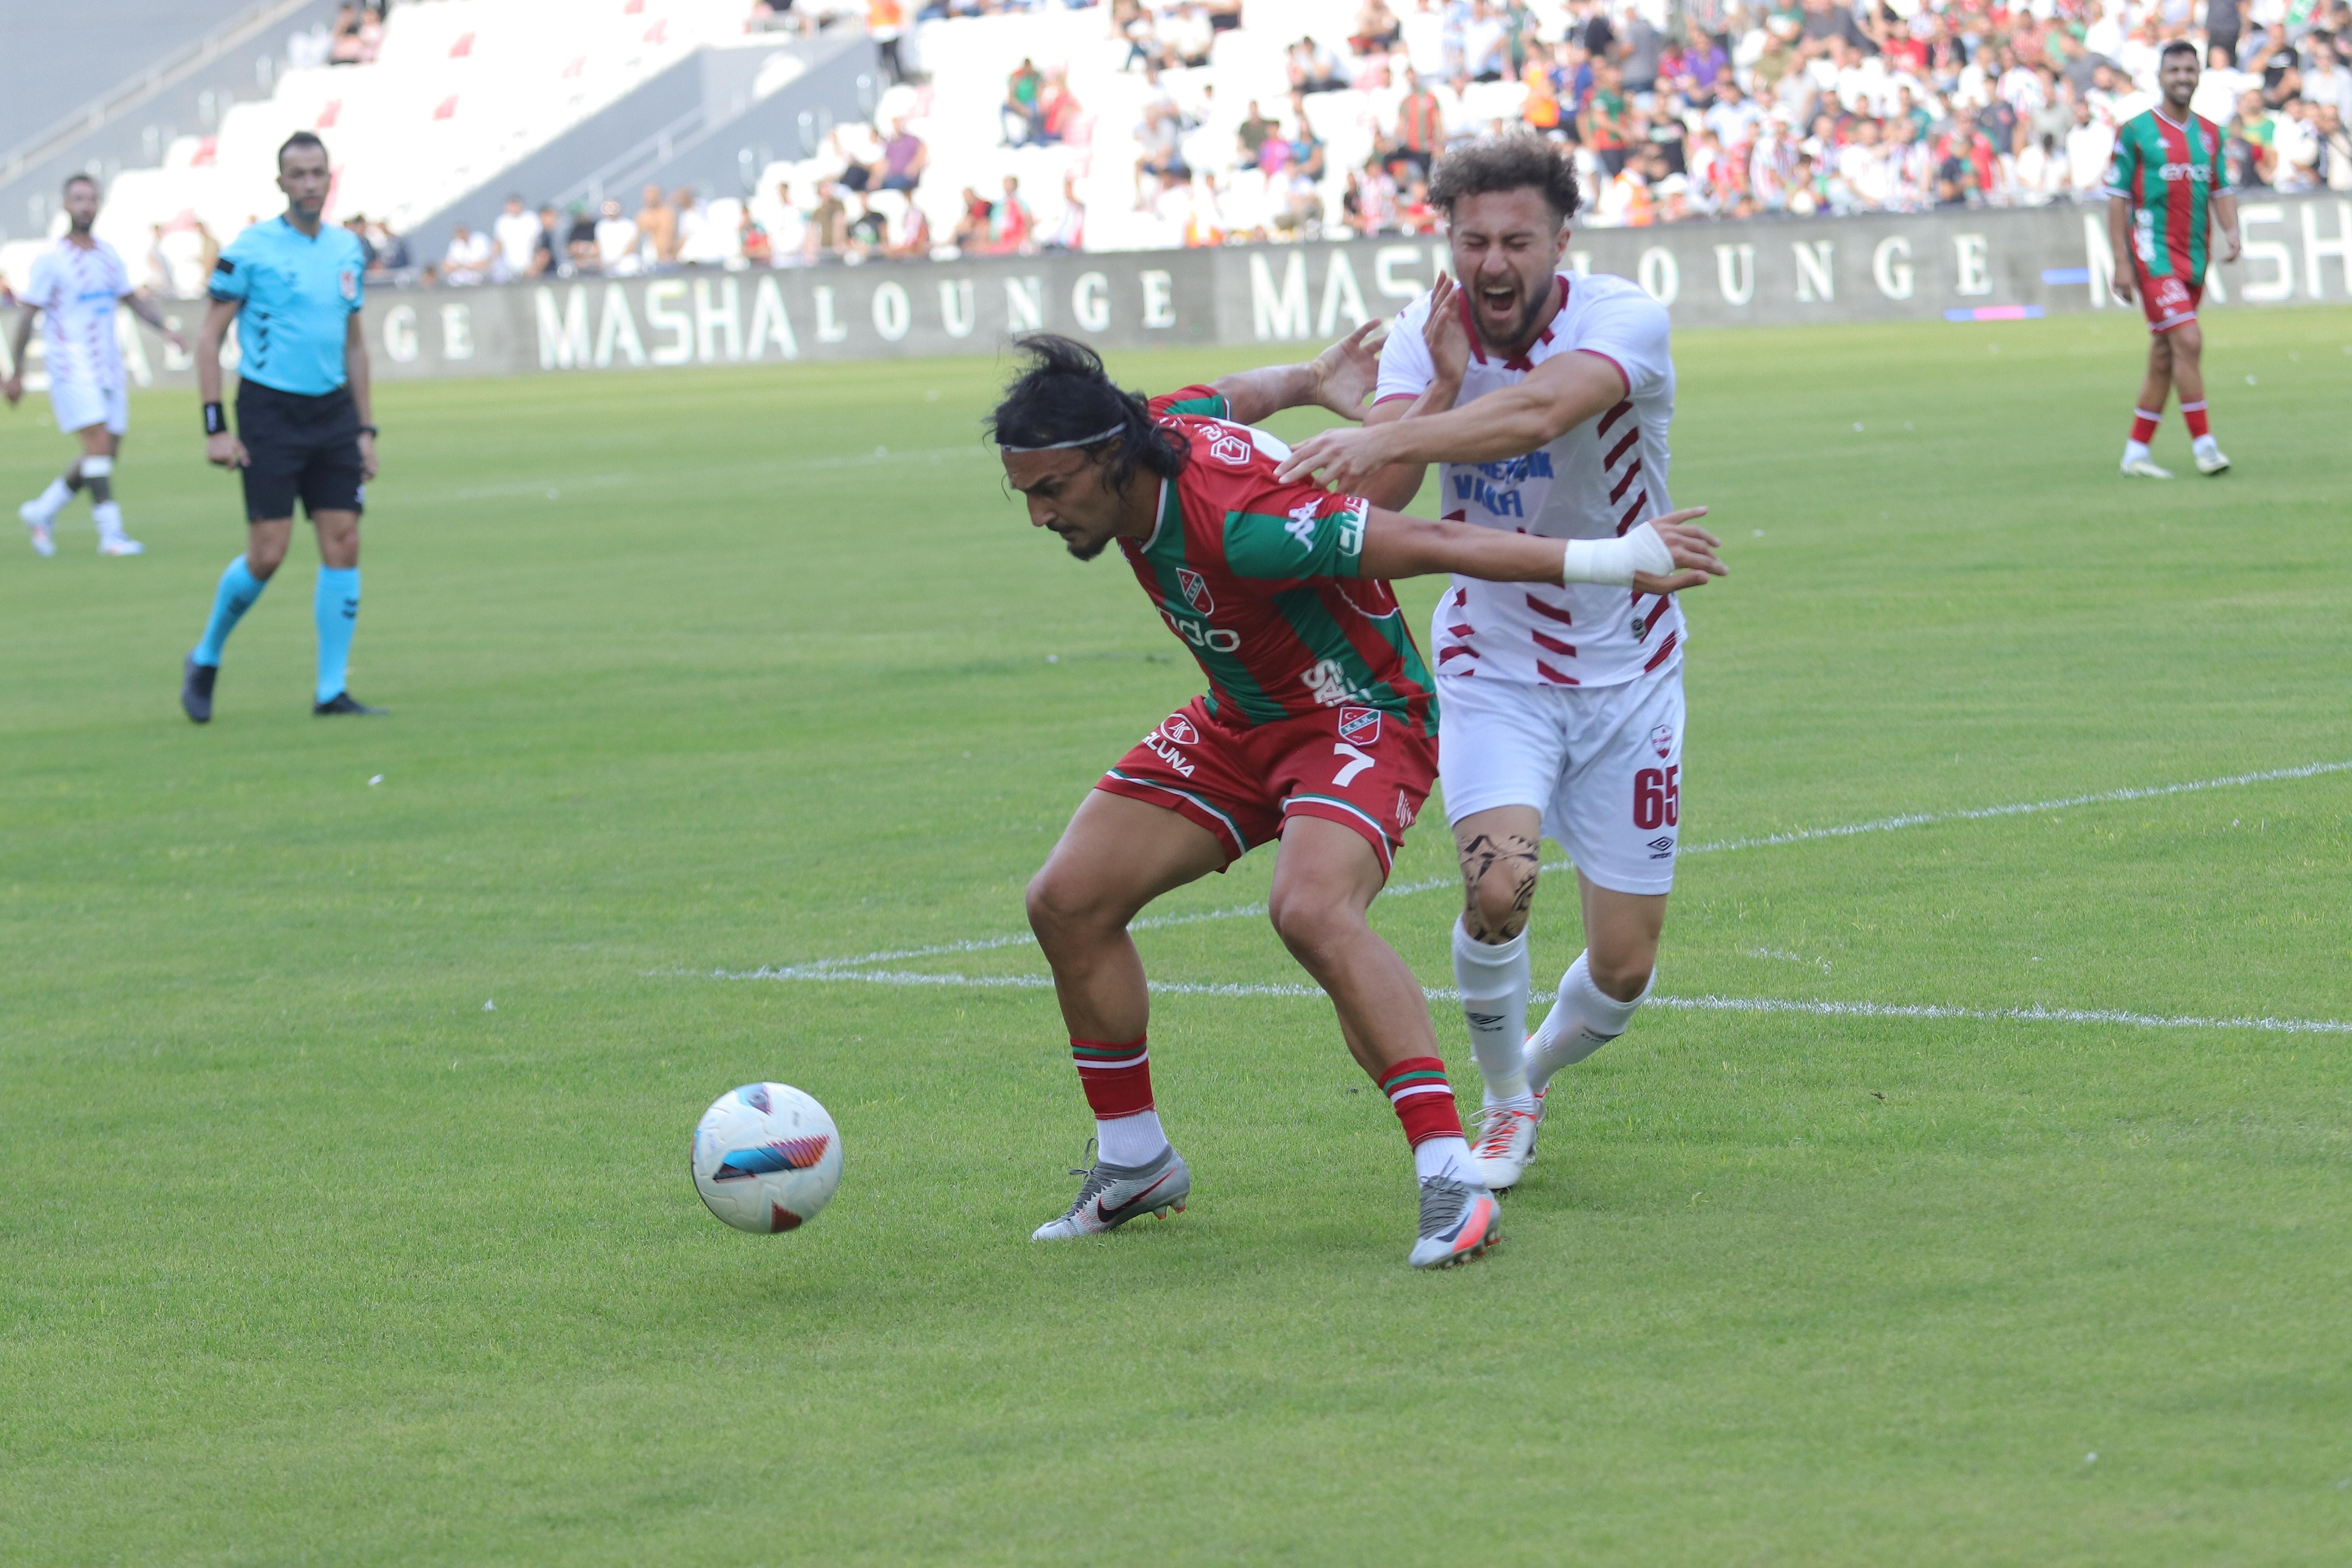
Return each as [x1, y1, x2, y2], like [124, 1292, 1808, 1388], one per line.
[277, 130, 329, 170]
[987, 333, 1188, 494]
[1428, 135, 1581, 223]
[2161, 39, 2201, 63]
[62, 172, 97, 195]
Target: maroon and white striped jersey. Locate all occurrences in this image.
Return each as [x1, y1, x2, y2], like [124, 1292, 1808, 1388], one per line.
[24, 237, 133, 394]
[1374, 271, 1680, 689]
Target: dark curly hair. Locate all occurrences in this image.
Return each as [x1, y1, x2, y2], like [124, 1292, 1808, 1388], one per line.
[986, 333, 1188, 495]
[1428, 135, 1581, 223]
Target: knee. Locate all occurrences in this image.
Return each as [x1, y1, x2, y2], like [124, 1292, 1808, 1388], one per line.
[1585, 947, 1655, 1003]
[1466, 863, 1536, 943]
[1267, 887, 1358, 965]
[245, 541, 286, 578]
[1025, 864, 1114, 950]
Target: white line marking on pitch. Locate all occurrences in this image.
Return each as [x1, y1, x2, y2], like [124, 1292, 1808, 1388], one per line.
[779, 759, 2351, 975]
[708, 965, 2352, 1035]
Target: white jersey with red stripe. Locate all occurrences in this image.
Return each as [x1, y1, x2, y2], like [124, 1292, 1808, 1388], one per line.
[1374, 270, 1681, 690]
[25, 237, 133, 394]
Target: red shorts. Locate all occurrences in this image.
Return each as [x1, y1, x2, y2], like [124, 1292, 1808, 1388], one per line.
[1097, 697, 1438, 874]
[2137, 266, 2201, 334]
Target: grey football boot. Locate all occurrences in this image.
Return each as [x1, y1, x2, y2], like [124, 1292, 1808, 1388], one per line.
[1408, 1175, 1501, 1269]
[1032, 1143, 1191, 1240]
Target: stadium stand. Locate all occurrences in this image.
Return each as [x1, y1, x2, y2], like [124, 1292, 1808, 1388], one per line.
[6, 0, 2350, 297]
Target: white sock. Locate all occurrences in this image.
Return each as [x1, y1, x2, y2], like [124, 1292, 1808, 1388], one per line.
[2192, 434, 2219, 457]
[1452, 920, 1532, 1108]
[1528, 950, 1651, 1092]
[26, 479, 70, 522]
[2122, 439, 2151, 465]
[92, 500, 126, 540]
[1414, 1135, 1476, 1183]
[1096, 1109, 1168, 1167]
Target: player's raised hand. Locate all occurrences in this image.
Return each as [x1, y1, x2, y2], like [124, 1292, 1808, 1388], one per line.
[1274, 421, 1392, 493]
[1633, 507, 1726, 595]
[207, 431, 249, 468]
[1423, 274, 1471, 388]
[1310, 318, 1386, 421]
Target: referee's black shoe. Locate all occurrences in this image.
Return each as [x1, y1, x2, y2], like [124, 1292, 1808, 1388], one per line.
[181, 654, 217, 724]
[314, 692, 386, 716]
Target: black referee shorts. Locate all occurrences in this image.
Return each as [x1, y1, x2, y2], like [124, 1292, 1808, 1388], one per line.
[235, 379, 364, 523]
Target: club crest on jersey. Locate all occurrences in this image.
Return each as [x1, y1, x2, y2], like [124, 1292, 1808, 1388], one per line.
[1650, 723, 1674, 759]
[1176, 567, 1213, 614]
[1339, 706, 1381, 745]
[1159, 715, 1199, 747]
[1209, 434, 1251, 466]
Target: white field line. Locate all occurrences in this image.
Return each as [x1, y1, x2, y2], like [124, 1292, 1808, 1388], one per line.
[711, 965, 2352, 1035]
[783, 759, 2352, 976]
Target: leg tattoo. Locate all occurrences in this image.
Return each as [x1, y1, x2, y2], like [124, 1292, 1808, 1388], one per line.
[1457, 833, 1541, 943]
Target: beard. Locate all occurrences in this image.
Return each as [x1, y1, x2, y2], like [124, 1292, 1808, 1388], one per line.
[1062, 531, 1111, 561]
[1475, 275, 1552, 355]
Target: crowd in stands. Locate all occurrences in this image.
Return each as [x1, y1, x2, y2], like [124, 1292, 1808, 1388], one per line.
[133, 0, 2352, 295]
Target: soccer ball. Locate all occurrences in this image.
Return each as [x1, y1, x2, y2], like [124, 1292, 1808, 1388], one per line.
[690, 1082, 843, 1234]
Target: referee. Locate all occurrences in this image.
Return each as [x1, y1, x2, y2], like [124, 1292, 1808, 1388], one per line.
[181, 130, 381, 723]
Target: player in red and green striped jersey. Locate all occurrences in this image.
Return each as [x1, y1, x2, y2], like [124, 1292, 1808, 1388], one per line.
[2104, 39, 2243, 479]
[992, 333, 1723, 1268]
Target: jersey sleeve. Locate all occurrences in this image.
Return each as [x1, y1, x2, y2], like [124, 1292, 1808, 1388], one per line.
[2101, 123, 2139, 200]
[1572, 291, 1672, 402]
[341, 233, 367, 312]
[1213, 475, 1370, 583]
[24, 249, 59, 313]
[1372, 293, 1436, 405]
[1149, 385, 1229, 419]
[208, 231, 255, 302]
[2200, 117, 2229, 191]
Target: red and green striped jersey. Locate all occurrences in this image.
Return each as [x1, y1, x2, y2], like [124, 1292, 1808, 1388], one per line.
[1126, 388, 1437, 736]
[2103, 107, 2229, 281]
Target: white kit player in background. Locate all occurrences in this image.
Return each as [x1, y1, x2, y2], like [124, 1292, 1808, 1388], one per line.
[1279, 137, 1721, 1194]
[3, 174, 187, 558]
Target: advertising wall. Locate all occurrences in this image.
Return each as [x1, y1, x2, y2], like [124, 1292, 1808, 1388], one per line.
[10, 197, 2347, 393]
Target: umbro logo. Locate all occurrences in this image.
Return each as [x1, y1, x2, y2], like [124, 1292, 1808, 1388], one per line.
[1646, 835, 1675, 859]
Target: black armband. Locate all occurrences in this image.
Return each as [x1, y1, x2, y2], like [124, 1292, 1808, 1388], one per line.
[203, 401, 227, 436]
[356, 424, 379, 437]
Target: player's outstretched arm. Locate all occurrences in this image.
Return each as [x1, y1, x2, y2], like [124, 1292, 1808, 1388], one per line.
[1277, 348, 1628, 493]
[1359, 506, 1724, 595]
[1208, 319, 1383, 425]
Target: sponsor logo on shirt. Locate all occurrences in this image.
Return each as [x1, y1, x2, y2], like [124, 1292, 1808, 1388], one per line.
[1176, 567, 1214, 613]
[1338, 706, 1381, 745]
[2156, 161, 2211, 182]
[1301, 658, 1371, 708]
[1450, 455, 1551, 519]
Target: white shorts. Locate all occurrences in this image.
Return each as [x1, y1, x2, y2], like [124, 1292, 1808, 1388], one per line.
[1436, 657, 1686, 896]
[50, 377, 129, 437]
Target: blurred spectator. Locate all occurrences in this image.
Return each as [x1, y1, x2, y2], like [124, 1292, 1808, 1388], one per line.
[594, 199, 638, 272]
[341, 214, 376, 275]
[531, 206, 561, 277]
[442, 223, 493, 285]
[329, 4, 365, 66]
[634, 185, 677, 267]
[673, 187, 707, 262]
[870, 0, 906, 84]
[1289, 35, 1347, 93]
[145, 224, 173, 295]
[808, 180, 849, 262]
[1041, 172, 1087, 250]
[1038, 70, 1083, 144]
[882, 192, 933, 259]
[741, 207, 774, 268]
[1395, 68, 1444, 176]
[876, 120, 928, 191]
[950, 186, 994, 250]
[565, 207, 600, 273]
[2321, 102, 2352, 190]
[1238, 99, 1280, 166]
[492, 195, 539, 282]
[1005, 57, 1045, 145]
[1351, 0, 1401, 55]
[369, 220, 409, 279]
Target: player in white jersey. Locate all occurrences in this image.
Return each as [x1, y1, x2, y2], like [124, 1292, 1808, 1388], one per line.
[3, 175, 185, 557]
[1278, 138, 1720, 1193]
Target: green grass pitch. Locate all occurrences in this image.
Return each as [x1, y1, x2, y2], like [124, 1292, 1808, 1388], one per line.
[4, 305, 2350, 1566]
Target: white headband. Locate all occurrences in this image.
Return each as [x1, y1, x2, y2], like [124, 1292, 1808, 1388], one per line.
[998, 422, 1127, 452]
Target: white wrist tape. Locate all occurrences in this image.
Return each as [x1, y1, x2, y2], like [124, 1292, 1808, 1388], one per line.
[1560, 522, 1675, 587]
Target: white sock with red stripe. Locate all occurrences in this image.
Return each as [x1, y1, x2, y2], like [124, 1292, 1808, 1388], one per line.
[1528, 952, 1650, 1092]
[1451, 920, 1533, 1109]
[1379, 1057, 1476, 1182]
[1072, 1036, 1169, 1166]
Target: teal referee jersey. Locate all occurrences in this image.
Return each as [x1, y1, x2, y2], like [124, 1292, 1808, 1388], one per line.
[208, 217, 367, 396]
